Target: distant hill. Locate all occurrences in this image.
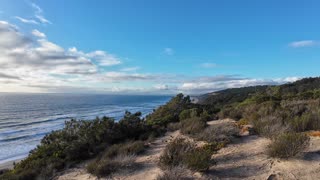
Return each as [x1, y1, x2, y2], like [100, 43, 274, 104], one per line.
[198, 77, 320, 107]
[198, 85, 270, 106]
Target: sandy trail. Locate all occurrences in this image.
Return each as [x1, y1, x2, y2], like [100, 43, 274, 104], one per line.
[207, 119, 320, 180]
[57, 119, 320, 180]
[114, 130, 180, 180]
[56, 130, 180, 180]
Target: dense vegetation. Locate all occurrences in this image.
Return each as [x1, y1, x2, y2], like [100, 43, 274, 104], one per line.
[0, 111, 164, 180]
[1, 77, 320, 179]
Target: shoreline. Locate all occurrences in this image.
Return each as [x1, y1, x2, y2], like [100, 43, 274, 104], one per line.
[0, 158, 24, 171]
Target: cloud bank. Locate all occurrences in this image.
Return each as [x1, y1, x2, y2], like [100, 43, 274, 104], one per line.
[0, 20, 300, 94]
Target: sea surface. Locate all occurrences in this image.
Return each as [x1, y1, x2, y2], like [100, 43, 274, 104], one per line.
[0, 93, 171, 165]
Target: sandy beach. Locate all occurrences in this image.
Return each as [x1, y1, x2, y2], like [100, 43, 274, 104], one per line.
[0, 159, 23, 171]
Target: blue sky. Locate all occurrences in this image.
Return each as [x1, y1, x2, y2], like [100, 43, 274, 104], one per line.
[0, 0, 319, 94]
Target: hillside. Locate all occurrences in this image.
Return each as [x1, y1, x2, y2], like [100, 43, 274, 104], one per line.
[2, 77, 320, 180]
[199, 77, 320, 107]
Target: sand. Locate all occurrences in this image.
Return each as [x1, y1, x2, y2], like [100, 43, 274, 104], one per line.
[0, 158, 23, 171]
[53, 119, 320, 179]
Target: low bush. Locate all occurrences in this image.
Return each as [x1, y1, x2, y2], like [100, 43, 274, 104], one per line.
[87, 141, 146, 177]
[183, 148, 212, 171]
[159, 138, 194, 168]
[268, 132, 310, 158]
[180, 117, 207, 135]
[290, 111, 320, 132]
[166, 122, 181, 132]
[159, 138, 212, 172]
[252, 115, 291, 138]
[196, 122, 238, 144]
[179, 108, 199, 120]
[87, 154, 136, 177]
[218, 107, 243, 120]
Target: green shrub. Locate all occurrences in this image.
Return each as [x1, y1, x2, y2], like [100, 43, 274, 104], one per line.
[159, 138, 212, 172]
[179, 108, 199, 120]
[180, 117, 207, 135]
[183, 148, 212, 171]
[291, 111, 320, 132]
[268, 132, 310, 158]
[159, 138, 194, 168]
[166, 122, 181, 132]
[87, 154, 136, 177]
[146, 94, 191, 126]
[252, 115, 291, 138]
[218, 107, 243, 120]
[87, 141, 146, 177]
[196, 122, 238, 144]
[101, 141, 146, 160]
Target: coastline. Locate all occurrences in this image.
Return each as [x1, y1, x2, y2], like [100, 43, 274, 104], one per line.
[0, 158, 24, 171]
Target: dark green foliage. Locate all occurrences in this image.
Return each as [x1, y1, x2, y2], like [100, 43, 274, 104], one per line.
[199, 85, 270, 107]
[180, 117, 207, 135]
[268, 132, 310, 158]
[166, 122, 181, 132]
[0, 112, 157, 180]
[179, 108, 199, 120]
[146, 94, 191, 126]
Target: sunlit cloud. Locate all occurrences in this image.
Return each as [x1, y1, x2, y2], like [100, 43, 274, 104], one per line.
[289, 40, 318, 48]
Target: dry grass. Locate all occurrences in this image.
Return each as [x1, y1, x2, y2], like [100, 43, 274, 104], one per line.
[156, 166, 188, 180]
[268, 132, 310, 158]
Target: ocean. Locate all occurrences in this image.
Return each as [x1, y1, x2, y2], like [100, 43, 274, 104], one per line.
[0, 93, 171, 165]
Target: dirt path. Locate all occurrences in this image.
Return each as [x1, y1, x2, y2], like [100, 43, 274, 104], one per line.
[114, 130, 180, 180]
[207, 120, 320, 180]
[56, 131, 180, 180]
[57, 119, 320, 180]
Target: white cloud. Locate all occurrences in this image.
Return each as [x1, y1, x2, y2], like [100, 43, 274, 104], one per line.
[15, 16, 38, 24]
[0, 21, 304, 94]
[32, 29, 46, 38]
[120, 66, 140, 72]
[164, 48, 174, 55]
[154, 84, 170, 90]
[31, 3, 43, 14]
[35, 15, 51, 24]
[289, 40, 317, 48]
[69, 48, 122, 66]
[99, 72, 155, 82]
[200, 63, 217, 68]
[0, 21, 127, 90]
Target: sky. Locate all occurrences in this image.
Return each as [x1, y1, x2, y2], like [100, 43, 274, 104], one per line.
[0, 0, 319, 95]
